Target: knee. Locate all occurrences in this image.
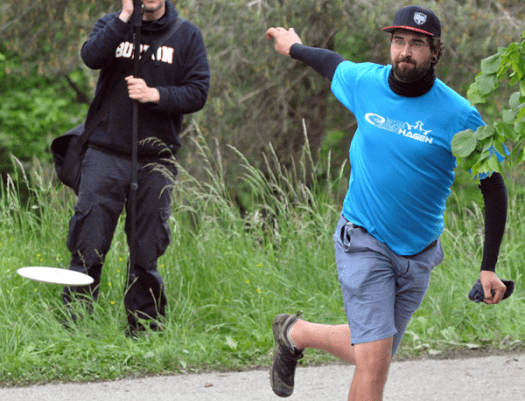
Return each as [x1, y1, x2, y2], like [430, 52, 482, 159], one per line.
[354, 337, 393, 377]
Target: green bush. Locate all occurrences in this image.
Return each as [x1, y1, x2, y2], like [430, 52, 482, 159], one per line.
[0, 48, 88, 175]
[453, 30, 525, 178]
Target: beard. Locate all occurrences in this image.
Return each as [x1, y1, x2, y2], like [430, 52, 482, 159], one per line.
[392, 57, 432, 83]
[143, 0, 166, 13]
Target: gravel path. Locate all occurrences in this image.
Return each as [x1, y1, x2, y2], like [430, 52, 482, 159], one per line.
[2, 353, 524, 400]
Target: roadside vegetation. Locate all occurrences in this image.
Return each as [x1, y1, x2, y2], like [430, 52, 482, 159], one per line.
[0, 133, 524, 385]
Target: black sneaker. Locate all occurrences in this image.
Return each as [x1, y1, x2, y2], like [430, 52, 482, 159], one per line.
[270, 310, 304, 397]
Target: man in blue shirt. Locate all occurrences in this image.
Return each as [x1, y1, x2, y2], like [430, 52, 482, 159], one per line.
[266, 5, 508, 400]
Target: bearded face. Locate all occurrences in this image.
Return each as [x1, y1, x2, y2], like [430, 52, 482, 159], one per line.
[390, 30, 435, 83]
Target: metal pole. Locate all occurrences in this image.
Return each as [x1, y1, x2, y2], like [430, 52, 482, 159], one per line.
[129, 0, 143, 287]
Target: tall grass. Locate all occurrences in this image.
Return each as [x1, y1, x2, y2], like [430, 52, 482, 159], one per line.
[1, 128, 524, 386]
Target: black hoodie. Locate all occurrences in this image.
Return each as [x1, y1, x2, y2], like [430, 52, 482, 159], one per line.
[81, 1, 210, 160]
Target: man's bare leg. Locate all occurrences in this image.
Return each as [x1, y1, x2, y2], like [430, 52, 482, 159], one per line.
[348, 338, 392, 401]
[290, 320, 356, 363]
[290, 320, 393, 401]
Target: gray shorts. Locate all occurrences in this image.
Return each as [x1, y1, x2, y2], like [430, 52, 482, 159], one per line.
[334, 214, 444, 355]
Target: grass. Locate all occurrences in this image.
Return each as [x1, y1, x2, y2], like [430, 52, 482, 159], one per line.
[1, 132, 524, 386]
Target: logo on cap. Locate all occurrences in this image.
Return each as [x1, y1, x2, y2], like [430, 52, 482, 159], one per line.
[414, 12, 427, 25]
[382, 6, 441, 37]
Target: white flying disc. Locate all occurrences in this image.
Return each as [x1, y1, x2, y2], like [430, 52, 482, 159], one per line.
[17, 267, 94, 286]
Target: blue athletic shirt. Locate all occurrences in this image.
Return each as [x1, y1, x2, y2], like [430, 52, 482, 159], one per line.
[332, 61, 485, 255]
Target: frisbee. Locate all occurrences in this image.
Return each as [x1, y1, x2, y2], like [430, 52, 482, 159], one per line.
[17, 267, 94, 286]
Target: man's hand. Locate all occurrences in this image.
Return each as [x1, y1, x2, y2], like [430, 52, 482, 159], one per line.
[480, 270, 506, 304]
[125, 76, 160, 104]
[119, 0, 134, 23]
[266, 27, 302, 56]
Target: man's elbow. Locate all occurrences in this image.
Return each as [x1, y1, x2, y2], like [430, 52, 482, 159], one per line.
[187, 83, 210, 113]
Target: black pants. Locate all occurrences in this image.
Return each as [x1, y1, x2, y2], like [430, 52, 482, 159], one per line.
[63, 147, 175, 329]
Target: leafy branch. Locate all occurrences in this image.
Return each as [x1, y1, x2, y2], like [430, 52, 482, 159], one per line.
[452, 30, 525, 179]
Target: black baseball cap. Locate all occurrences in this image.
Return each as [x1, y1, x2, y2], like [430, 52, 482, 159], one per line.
[382, 5, 441, 37]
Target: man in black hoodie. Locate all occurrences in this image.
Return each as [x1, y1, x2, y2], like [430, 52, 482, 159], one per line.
[63, 0, 210, 335]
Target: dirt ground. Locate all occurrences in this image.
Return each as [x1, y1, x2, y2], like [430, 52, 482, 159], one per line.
[1, 350, 524, 400]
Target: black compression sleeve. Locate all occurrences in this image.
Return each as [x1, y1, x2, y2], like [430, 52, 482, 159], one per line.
[479, 172, 508, 272]
[289, 44, 346, 81]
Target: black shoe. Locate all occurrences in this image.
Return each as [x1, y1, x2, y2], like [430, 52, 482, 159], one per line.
[270, 311, 304, 397]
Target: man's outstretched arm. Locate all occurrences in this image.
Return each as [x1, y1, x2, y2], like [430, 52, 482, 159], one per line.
[266, 27, 302, 56]
[266, 27, 346, 81]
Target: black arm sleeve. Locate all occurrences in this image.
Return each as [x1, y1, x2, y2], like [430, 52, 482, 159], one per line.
[289, 44, 346, 81]
[478, 172, 508, 272]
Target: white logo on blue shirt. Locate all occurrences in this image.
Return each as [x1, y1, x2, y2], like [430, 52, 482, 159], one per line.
[365, 113, 434, 144]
